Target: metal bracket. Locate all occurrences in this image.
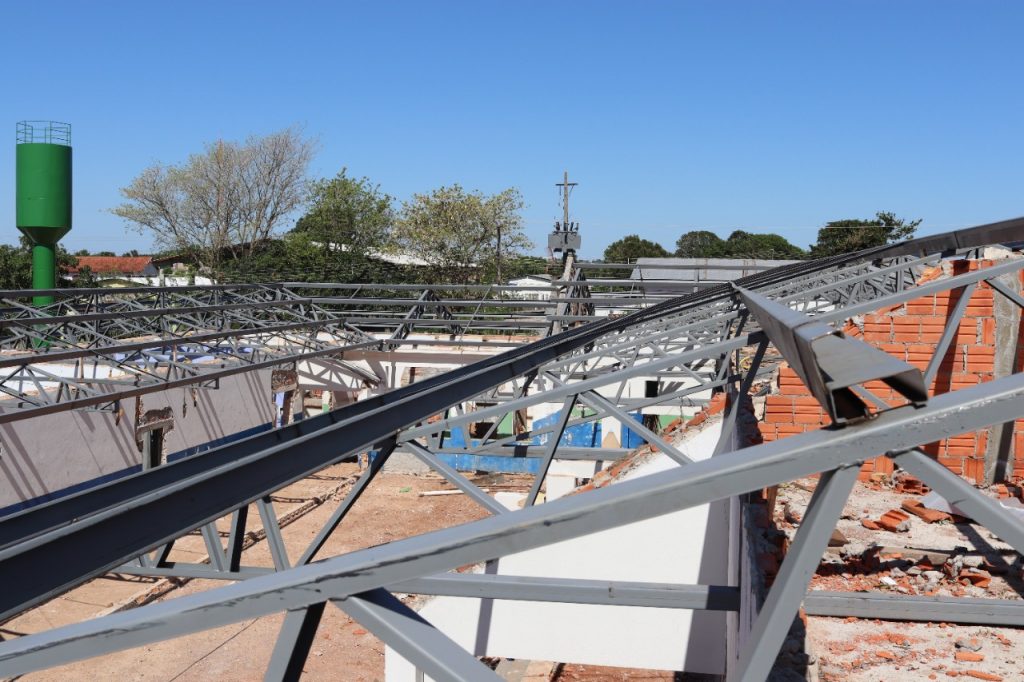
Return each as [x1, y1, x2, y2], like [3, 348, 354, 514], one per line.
[734, 285, 927, 424]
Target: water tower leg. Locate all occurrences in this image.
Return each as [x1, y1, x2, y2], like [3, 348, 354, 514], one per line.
[31, 243, 56, 306]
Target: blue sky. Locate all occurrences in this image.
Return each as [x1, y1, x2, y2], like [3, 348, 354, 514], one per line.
[1, 1, 1022, 259]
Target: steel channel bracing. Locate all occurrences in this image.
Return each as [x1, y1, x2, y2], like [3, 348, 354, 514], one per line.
[0, 217, 1022, 680]
[0, 276, 669, 423]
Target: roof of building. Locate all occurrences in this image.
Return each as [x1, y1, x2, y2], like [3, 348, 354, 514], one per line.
[70, 256, 154, 275]
[509, 274, 553, 284]
[630, 257, 804, 282]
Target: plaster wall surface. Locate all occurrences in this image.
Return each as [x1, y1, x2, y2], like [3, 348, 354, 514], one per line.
[0, 368, 275, 515]
[386, 420, 729, 679]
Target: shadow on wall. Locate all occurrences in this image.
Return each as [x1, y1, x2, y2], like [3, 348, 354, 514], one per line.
[0, 369, 280, 518]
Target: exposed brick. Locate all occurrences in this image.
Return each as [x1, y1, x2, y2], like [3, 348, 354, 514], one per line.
[981, 317, 996, 344]
[937, 457, 965, 475]
[963, 458, 986, 484]
[906, 297, 936, 315]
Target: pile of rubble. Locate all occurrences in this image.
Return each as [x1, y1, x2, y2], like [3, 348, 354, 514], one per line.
[763, 473, 1024, 681]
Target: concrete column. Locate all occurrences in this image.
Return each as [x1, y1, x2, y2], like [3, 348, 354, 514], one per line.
[984, 267, 1022, 483]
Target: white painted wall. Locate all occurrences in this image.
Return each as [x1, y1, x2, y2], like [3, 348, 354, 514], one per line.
[386, 420, 730, 679]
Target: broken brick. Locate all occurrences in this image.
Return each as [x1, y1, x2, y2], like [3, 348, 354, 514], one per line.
[877, 509, 912, 532]
[959, 569, 992, 589]
[955, 651, 985, 662]
[861, 519, 881, 530]
[964, 672, 1002, 681]
[903, 498, 953, 523]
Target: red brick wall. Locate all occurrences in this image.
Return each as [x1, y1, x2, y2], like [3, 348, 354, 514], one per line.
[758, 259, 1024, 484]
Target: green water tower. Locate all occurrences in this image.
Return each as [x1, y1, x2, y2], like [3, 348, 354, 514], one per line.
[16, 121, 72, 306]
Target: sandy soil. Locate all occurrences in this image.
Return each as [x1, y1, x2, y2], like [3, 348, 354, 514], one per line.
[6, 464, 521, 681]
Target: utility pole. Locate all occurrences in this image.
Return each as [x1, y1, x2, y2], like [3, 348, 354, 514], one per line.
[556, 170, 577, 231]
[548, 171, 583, 335]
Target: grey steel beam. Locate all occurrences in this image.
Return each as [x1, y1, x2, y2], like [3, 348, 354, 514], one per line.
[264, 602, 327, 682]
[257, 497, 291, 571]
[334, 589, 501, 681]
[573, 388, 694, 466]
[403, 442, 508, 516]
[891, 448, 1024, 555]
[732, 464, 860, 682]
[297, 441, 397, 566]
[399, 335, 754, 441]
[524, 394, 579, 506]
[113, 564, 273, 580]
[735, 285, 927, 423]
[802, 591, 1024, 627]
[2, 373, 1022, 675]
[434, 445, 631, 460]
[923, 283, 975, 387]
[391, 574, 741, 610]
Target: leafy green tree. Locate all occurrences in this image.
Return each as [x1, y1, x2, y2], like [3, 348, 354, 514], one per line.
[722, 230, 806, 259]
[291, 169, 394, 261]
[394, 185, 530, 284]
[0, 237, 78, 289]
[482, 255, 550, 283]
[674, 230, 727, 258]
[602, 234, 670, 263]
[810, 211, 921, 258]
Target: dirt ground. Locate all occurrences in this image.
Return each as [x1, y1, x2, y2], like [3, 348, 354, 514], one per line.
[6, 464, 507, 682]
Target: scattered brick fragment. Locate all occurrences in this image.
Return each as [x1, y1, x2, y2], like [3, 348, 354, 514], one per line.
[964, 672, 1002, 681]
[875, 650, 896, 660]
[959, 569, 992, 589]
[877, 509, 912, 532]
[895, 473, 930, 495]
[955, 651, 985, 662]
[903, 498, 953, 523]
[861, 519, 881, 530]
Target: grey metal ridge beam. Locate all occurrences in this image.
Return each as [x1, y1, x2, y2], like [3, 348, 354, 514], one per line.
[733, 285, 927, 424]
[870, 214, 1024, 260]
[2, 371, 1022, 677]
